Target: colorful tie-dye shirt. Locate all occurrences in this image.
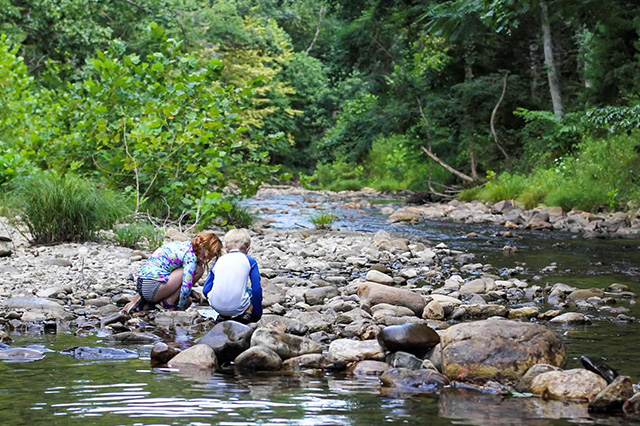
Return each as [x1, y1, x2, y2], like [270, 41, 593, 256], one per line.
[137, 240, 197, 310]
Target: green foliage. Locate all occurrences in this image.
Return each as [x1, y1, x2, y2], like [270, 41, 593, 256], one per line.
[9, 172, 131, 244]
[301, 159, 364, 191]
[218, 202, 256, 228]
[113, 222, 164, 249]
[310, 212, 338, 229]
[57, 33, 274, 221]
[476, 171, 528, 203]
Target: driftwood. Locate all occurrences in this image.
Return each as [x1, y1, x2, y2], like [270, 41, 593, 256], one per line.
[420, 146, 474, 183]
[491, 71, 510, 159]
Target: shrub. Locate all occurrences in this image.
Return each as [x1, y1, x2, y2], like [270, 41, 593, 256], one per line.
[219, 202, 256, 228]
[477, 171, 528, 203]
[114, 222, 164, 249]
[310, 212, 338, 229]
[9, 172, 131, 244]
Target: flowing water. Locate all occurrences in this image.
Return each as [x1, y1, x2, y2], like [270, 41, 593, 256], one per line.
[3, 192, 640, 426]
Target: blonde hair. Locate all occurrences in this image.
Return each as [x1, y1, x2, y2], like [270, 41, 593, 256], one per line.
[192, 231, 222, 263]
[223, 228, 251, 251]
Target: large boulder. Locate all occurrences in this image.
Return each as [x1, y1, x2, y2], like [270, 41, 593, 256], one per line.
[380, 368, 450, 392]
[2, 297, 74, 321]
[589, 376, 635, 412]
[196, 321, 253, 363]
[250, 327, 322, 360]
[440, 319, 566, 380]
[377, 323, 440, 358]
[530, 369, 607, 402]
[358, 282, 426, 316]
[168, 344, 217, 369]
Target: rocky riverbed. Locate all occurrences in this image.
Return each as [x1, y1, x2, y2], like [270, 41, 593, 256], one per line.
[1, 187, 640, 420]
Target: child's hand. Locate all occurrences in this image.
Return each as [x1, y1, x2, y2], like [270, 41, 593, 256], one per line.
[191, 290, 206, 304]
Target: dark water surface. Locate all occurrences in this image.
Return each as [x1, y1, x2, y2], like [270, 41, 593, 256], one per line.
[2, 193, 640, 425]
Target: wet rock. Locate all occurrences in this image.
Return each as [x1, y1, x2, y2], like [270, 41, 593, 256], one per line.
[580, 355, 619, 384]
[234, 345, 282, 371]
[101, 312, 127, 328]
[380, 367, 450, 392]
[549, 312, 591, 325]
[337, 308, 372, 324]
[459, 278, 494, 295]
[168, 344, 217, 369]
[440, 319, 566, 381]
[538, 309, 562, 320]
[103, 332, 161, 344]
[530, 369, 607, 402]
[150, 342, 181, 365]
[250, 327, 322, 360]
[459, 304, 508, 319]
[196, 320, 254, 363]
[589, 376, 635, 412]
[282, 353, 325, 371]
[386, 351, 423, 370]
[327, 339, 385, 364]
[516, 364, 563, 392]
[623, 392, 640, 417]
[508, 306, 539, 319]
[377, 323, 440, 358]
[60, 346, 138, 359]
[0, 347, 46, 361]
[366, 270, 394, 285]
[352, 360, 390, 376]
[358, 282, 426, 316]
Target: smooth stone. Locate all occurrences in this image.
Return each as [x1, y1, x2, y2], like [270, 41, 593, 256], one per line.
[440, 319, 566, 380]
[623, 392, 640, 417]
[380, 367, 450, 392]
[327, 339, 385, 364]
[366, 270, 394, 285]
[168, 344, 217, 369]
[508, 306, 540, 319]
[423, 300, 445, 320]
[352, 360, 391, 376]
[377, 323, 440, 358]
[568, 289, 605, 301]
[60, 346, 138, 359]
[358, 282, 426, 316]
[281, 353, 326, 371]
[0, 348, 46, 361]
[516, 364, 563, 392]
[155, 311, 199, 328]
[549, 312, 591, 324]
[250, 327, 322, 360]
[386, 351, 423, 370]
[150, 342, 181, 365]
[103, 332, 161, 344]
[196, 321, 254, 363]
[2, 297, 74, 320]
[531, 369, 607, 402]
[257, 315, 308, 335]
[459, 304, 508, 319]
[234, 345, 282, 371]
[589, 376, 635, 412]
[304, 286, 339, 305]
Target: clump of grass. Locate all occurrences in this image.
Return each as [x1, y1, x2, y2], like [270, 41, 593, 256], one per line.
[220, 202, 256, 228]
[114, 222, 164, 249]
[9, 172, 131, 244]
[310, 212, 338, 229]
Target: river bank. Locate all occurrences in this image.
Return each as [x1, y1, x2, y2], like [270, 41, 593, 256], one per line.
[1, 186, 640, 422]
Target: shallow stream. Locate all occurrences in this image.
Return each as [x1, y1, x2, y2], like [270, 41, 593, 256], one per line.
[3, 192, 640, 425]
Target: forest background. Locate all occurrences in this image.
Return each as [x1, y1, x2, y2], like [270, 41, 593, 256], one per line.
[1, 0, 640, 237]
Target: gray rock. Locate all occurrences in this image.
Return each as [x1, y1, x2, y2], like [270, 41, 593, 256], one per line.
[196, 320, 254, 363]
[150, 342, 181, 365]
[0, 348, 45, 361]
[516, 364, 563, 392]
[234, 345, 282, 371]
[358, 282, 426, 316]
[590, 376, 635, 412]
[60, 346, 138, 360]
[169, 344, 217, 369]
[282, 353, 326, 371]
[386, 351, 423, 370]
[377, 323, 440, 358]
[366, 270, 394, 285]
[257, 315, 308, 335]
[352, 360, 390, 376]
[531, 369, 607, 402]
[549, 312, 591, 324]
[250, 327, 322, 360]
[440, 319, 566, 380]
[103, 332, 161, 344]
[305, 286, 339, 305]
[380, 367, 449, 392]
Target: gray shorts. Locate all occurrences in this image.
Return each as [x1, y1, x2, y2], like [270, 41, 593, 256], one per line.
[137, 277, 163, 302]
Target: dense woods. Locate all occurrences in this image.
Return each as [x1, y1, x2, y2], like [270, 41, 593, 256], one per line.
[1, 0, 640, 227]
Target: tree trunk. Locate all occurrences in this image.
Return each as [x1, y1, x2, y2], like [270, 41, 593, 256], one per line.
[463, 40, 478, 179]
[491, 71, 510, 159]
[529, 37, 542, 99]
[540, 1, 564, 120]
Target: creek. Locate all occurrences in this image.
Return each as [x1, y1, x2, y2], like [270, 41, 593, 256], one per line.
[2, 191, 640, 426]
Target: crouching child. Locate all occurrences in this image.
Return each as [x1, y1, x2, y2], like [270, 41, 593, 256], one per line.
[202, 228, 262, 324]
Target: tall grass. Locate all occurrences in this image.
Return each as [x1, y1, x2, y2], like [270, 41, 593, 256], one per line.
[114, 222, 164, 249]
[9, 172, 131, 243]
